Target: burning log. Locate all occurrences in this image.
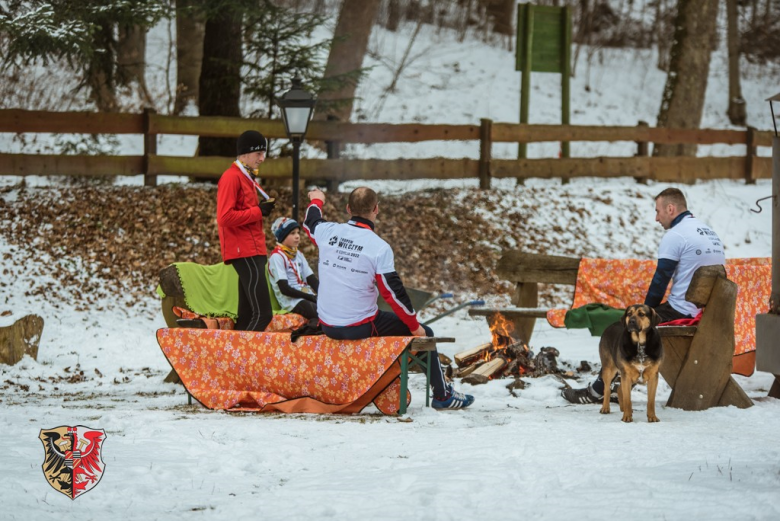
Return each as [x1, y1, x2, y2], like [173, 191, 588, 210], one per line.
[462, 357, 507, 385]
[454, 362, 483, 378]
[454, 342, 492, 367]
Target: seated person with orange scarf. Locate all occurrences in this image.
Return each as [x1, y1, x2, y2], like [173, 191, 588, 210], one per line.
[267, 217, 319, 320]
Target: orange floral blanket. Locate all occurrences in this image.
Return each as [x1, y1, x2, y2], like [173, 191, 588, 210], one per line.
[545, 258, 770, 376]
[157, 328, 414, 415]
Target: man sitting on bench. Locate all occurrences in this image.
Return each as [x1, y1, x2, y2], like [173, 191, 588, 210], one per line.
[304, 186, 475, 410]
[562, 187, 726, 404]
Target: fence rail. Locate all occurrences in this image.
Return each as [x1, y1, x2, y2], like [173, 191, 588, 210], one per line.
[0, 109, 773, 187]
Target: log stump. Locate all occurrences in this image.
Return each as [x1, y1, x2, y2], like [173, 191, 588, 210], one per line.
[0, 314, 44, 365]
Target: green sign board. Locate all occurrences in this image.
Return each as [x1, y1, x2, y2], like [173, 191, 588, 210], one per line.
[516, 4, 569, 73]
[515, 3, 572, 159]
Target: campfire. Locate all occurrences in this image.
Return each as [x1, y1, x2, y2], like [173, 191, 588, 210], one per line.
[450, 313, 567, 386]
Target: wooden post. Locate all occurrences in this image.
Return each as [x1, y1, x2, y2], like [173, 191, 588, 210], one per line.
[479, 118, 492, 189]
[745, 126, 756, 185]
[518, 4, 534, 162]
[634, 121, 649, 184]
[325, 114, 341, 192]
[560, 5, 571, 185]
[508, 282, 538, 342]
[143, 108, 157, 187]
[772, 136, 780, 313]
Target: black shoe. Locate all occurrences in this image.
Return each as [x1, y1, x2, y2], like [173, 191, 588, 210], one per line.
[176, 318, 206, 329]
[561, 385, 602, 404]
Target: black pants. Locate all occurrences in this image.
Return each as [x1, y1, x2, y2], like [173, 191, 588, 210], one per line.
[291, 299, 318, 320]
[231, 255, 273, 332]
[321, 311, 447, 398]
[591, 302, 691, 396]
[652, 302, 690, 323]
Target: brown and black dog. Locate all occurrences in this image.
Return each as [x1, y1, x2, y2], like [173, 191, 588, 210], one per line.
[599, 304, 663, 423]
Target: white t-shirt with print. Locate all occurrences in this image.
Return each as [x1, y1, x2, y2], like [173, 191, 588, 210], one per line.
[267, 250, 314, 312]
[312, 221, 397, 327]
[658, 214, 725, 317]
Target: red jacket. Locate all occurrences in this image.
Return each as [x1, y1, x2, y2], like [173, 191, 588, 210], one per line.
[216, 162, 267, 262]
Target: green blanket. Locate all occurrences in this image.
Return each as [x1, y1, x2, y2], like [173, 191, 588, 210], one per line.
[564, 303, 624, 337]
[156, 261, 289, 319]
[156, 262, 240, 319]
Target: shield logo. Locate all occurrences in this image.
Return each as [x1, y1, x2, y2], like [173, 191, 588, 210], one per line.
[39, 425, 107, 500]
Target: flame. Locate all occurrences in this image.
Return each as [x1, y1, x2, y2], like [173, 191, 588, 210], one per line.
[489, 313, 515, 350]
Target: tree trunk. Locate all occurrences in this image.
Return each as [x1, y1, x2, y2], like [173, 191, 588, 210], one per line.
[654, 0, 719, 157]
[726, 0, 747, 126]
[386, 0, 401, 32]
[198, 9, 242, 157]
[482, 0, 515, 37]
[117, 24, 153, 107]
[315, 0, 381, 123]
[87, 22, 118, 112]
[174, 0, 205, 115]
[655, 0, 674, 71]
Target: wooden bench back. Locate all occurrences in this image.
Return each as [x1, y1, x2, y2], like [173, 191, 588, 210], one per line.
[685, 265, 728, 307]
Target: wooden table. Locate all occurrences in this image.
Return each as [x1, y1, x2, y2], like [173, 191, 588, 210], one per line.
[399, 337, 454, 415]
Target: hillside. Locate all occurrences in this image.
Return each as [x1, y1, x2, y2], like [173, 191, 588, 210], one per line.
[0, 176, 771, 319]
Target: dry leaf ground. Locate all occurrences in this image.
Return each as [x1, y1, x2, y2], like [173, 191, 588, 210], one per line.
[1, 183, 557, 317]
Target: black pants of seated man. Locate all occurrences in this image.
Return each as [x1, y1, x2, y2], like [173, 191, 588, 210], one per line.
[232, 255, 273, 332]
[320, 310, 447, 399]
[291, 299, 318, 320]
[591, 301, 690, 396]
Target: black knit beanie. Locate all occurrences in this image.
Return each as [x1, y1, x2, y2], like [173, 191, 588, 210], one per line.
[237, 130, 268, 155]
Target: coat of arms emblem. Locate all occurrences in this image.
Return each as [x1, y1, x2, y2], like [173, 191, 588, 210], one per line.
[39, 426, 107, 499]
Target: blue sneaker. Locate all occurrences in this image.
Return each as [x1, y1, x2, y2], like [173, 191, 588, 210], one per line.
[432, 385, 475, 410]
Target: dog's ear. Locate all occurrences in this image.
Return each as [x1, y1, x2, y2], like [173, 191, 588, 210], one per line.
[649, 307, 661, 327]
[622, 306, 632, 326]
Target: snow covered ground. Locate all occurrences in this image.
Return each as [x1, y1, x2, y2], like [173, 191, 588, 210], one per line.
[1, 175, 778, 520]
[1, 305, 779, 520]
[1, 9, 779, 521]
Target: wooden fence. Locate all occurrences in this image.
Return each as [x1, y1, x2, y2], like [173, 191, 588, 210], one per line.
[0, 108, 773, 188]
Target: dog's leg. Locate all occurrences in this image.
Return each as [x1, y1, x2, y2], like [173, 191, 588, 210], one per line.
[621, 380, 633, 423]
[646, 365, 661, 423]
[600, 365, 617, 415]
[621, 369, 638, 423]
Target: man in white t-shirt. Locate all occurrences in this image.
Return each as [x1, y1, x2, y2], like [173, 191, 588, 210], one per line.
[303, 186, 474, 410]
[563, 187, 726, 404]
[643, 187, 725, 320]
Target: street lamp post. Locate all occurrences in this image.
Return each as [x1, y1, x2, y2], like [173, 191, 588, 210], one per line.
[277, 74, 316, 222]
[756, 92, 780, 398]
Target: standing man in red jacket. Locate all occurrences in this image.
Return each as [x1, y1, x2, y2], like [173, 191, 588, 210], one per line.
[216, 130, 276, 331]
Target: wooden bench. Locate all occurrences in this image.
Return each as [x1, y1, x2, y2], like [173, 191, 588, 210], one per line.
[471, 252, 758, 411]
[655, 266, 751, 410]
[469, 252, 580, 344]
